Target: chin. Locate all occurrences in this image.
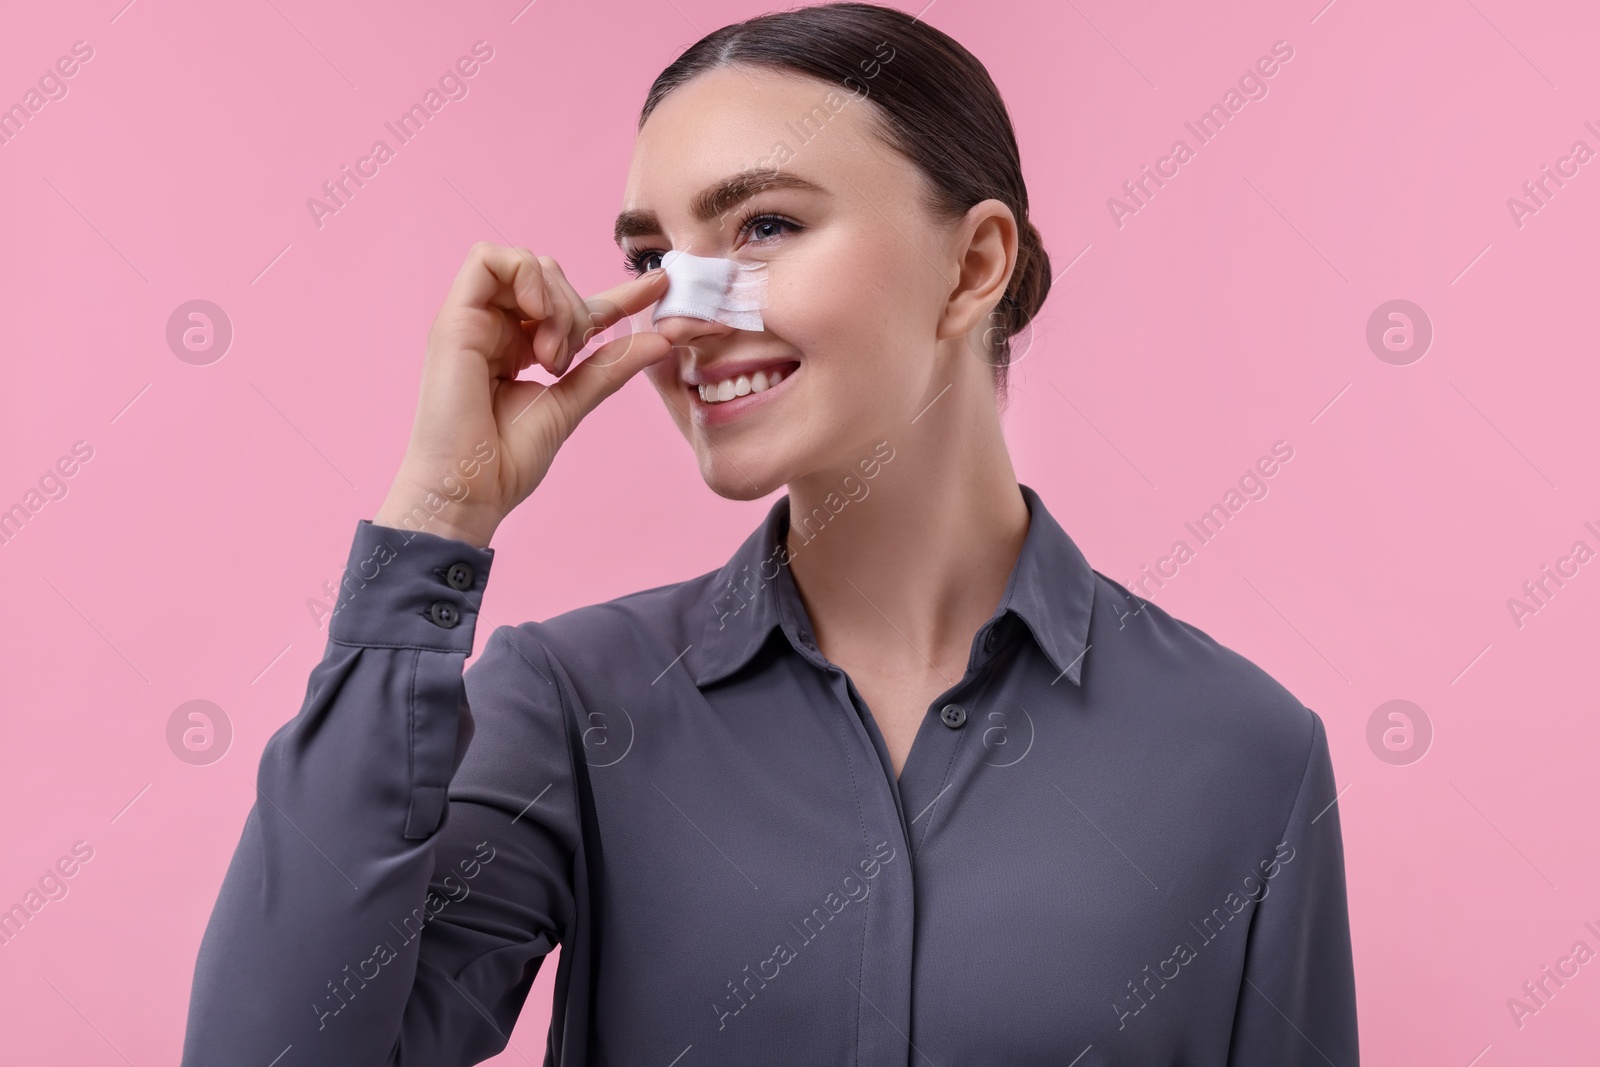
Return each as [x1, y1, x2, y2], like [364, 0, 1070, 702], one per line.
[697, 451, 790, 502]
[700, 468, 785, 503]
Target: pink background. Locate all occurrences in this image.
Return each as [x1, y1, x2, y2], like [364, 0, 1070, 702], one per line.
[3, 0, 1597, 1062]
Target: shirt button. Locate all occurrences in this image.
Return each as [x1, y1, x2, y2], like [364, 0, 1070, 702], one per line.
[428, 601, 461, 628]
[982, 628, 999, 653]
[940, 703, 967, 728]
[445, 562, 475, 591]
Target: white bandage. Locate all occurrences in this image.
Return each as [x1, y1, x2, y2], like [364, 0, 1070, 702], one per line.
[650, 249, 768, 332]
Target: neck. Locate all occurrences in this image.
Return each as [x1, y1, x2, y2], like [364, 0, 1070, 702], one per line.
[782, 384, 1029, 679]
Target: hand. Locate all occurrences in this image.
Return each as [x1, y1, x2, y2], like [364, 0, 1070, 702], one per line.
[374, 242, 672, 547]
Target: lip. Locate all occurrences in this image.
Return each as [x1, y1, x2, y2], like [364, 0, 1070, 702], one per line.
[682, 356, 799, 387]
[689, 359, 800, 428]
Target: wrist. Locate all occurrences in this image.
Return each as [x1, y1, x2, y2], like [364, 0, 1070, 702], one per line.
[373, 493, 498, 549]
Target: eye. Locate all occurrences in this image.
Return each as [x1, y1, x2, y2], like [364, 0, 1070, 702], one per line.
[622, 247, 665, 276]
[733, 209, 800, 246]
[620, 210, 802, 277]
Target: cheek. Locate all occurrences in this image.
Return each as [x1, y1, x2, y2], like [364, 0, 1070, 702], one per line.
[643, 363, 690, 421]
[766, 243, 899, 353]
[643, 360, 673, 393]
[640, 361, 684, 403]
[775, 255, 924, 395]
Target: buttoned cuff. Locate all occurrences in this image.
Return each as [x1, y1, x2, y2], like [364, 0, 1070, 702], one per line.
[327, 519, 495, 651]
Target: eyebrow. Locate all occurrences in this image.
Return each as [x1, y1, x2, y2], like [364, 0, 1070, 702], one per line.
[613, 169, 828, 246]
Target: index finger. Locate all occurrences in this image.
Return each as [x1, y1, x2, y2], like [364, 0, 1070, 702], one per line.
[572, 270, 670, 353]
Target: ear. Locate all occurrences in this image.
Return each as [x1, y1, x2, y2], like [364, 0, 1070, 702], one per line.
[935, 200, 1018, 344]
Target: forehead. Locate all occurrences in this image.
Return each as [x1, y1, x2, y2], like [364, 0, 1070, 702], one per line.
[621, 65, 879, 206]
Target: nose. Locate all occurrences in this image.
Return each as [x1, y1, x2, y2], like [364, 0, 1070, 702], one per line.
[652, 311, 736, 351]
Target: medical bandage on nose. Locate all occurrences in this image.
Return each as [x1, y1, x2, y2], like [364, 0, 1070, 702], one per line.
[650, 249, 768, 332]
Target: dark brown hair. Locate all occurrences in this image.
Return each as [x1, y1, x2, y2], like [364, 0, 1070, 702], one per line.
[638, 1, 1050, 405]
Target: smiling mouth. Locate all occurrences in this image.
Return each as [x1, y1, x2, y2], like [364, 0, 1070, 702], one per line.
[692, 360, 801, 404]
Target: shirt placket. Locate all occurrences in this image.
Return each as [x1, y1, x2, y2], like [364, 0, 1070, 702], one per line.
[779, 592, 1011, 1066]
[768, 581, 910, 1064]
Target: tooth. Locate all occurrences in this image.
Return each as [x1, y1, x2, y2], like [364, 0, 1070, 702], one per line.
[698, 384, 710, 402]
[768, 367, 784, 385]
[716, 379, 735, 402]
[734, 375, 751, 396]
[751, 370, 769, 392]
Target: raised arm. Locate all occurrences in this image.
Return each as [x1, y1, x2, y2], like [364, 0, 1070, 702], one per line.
[182, 242, 673, 1064]
[181, 518, 579, 1065]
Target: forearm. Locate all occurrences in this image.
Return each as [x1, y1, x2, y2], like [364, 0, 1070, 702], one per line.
[181, 519, 495, 1065]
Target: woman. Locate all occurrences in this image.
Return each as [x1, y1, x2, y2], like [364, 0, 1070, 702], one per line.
[182, 4, 1357, 1065]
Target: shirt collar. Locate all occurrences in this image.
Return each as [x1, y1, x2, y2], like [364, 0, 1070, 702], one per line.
[687, 482, 1096, 689]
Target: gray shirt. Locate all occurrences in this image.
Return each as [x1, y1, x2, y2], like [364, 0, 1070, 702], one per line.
[181, 483, 1358, 1066]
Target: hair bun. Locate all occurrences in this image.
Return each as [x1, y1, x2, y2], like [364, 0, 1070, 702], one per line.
[1002, 217, 1052, 334]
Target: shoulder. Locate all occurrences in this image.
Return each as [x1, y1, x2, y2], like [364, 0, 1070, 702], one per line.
[480, 566, 723, 685]
[1085, 568, 1317, 770]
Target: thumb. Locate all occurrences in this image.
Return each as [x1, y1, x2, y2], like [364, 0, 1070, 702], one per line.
[548, 327, 675, 429]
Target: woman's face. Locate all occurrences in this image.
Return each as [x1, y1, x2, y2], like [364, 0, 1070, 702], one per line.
[621, 65, 987, 501]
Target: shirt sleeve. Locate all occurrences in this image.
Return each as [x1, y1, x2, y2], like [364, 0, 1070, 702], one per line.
[180, 518, 581, 1066]
[1225, 709, 1360, 1066]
